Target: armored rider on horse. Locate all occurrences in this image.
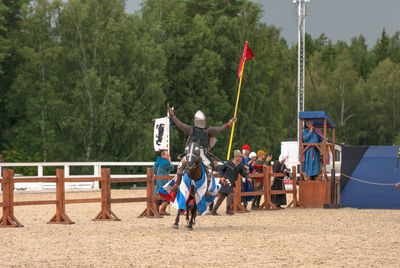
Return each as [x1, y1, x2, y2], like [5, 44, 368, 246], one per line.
[168, 105, 237, 187]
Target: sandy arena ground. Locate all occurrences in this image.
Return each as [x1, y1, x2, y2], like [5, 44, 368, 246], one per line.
[0, 189, 399, 267]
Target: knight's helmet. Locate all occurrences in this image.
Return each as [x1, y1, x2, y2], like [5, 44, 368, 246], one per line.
[194, 110, 206, 128]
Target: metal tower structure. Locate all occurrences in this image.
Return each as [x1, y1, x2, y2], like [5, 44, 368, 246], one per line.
[293, 0, 310, 142]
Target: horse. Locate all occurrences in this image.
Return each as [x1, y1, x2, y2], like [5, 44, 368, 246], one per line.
[172, 141, 206, 230]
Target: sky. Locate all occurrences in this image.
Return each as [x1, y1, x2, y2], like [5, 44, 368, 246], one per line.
[125, 0, 400, 48]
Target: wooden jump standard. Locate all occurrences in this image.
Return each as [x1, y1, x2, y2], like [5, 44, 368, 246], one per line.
[0, 169, 23, 227]
[0, 167, 163, 227]
[0, 165, 300, 227]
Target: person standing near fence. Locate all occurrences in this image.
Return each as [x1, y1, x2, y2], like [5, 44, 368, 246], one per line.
[251, 150, 272, 209]
[302, 120, 323, 180]
[208, 158, 221, 212]
[272, 154, 289, 209]
[247, 151, 258, 208]
[241, 144, 254, 209]
[212, 150, 250, 215]
[153, 150, 175, 215]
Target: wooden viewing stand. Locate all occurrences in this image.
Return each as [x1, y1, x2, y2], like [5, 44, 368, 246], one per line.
[299, 111, 335, 181]
[0, 164, 301, 227]
[298, 111, 340, 208]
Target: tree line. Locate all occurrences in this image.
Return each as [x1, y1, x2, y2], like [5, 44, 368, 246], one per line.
[0, 0, 399, 165]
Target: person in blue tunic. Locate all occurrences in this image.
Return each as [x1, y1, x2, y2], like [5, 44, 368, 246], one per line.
[302, 120, 323, 179]
[241, 144, 254, 209]
[153, 150, 175, 215]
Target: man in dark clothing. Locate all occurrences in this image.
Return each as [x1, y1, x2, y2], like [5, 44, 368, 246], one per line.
[211, 150, 250, 215]
[208, 158, 222, 211]
[272, 154, 289, 209]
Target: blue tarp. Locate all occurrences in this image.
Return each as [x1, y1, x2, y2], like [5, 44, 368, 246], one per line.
[341, 146, 400, 209]
[299, 111, 335, 128]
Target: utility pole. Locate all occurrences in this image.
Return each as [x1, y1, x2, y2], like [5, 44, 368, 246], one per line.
[294, 0, 310, 145]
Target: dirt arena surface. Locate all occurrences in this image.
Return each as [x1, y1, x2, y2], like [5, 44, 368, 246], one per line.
[0, 189, 399, 267]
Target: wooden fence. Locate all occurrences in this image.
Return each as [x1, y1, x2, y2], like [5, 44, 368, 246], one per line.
[232, 165, 300, 212]
[0, 165, 299, 227]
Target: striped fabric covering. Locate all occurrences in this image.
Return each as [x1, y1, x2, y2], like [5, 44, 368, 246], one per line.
[157, 163, 220, 215]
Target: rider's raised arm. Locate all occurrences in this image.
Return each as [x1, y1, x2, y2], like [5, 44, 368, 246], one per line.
[207, 117, 235, 136]
[207, 124, 229, 136]
[170, 114, 193, 136]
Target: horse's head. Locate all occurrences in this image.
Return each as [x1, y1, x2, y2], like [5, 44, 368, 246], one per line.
[185, 142, 201, 170]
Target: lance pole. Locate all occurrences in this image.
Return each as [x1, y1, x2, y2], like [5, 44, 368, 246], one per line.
[227, 60, 246, 160]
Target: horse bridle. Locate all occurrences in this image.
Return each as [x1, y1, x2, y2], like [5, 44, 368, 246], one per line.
[185, 142, 201, 169]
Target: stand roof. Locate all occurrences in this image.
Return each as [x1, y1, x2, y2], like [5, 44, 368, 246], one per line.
[299, 111, 335, 128]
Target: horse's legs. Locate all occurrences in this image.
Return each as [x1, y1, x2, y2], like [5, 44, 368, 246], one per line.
[185, 186, 196, 230]
[173, 209, 182, 229]
[186, 203, 196, 230]
[186, 202, 190, 224]
[186, 185, 194, 224]
[192, 204, 196, 226]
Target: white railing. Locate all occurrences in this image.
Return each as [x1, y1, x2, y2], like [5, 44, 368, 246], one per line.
[0, 161, 179, 192]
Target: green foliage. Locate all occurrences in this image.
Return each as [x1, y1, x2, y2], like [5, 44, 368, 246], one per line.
[349, 35, 375, 78]
[396, 133, 400, 146]
[2, 144, 41, 175]
[0, 0, 9, 74]
[373, 28, 390, 64]
[0, 0, 400, 169]
[364, 59, 400, 145]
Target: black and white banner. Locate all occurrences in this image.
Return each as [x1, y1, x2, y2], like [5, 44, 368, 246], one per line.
[153, 117, 169, 152]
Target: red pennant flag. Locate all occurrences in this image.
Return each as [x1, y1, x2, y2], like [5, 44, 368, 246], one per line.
[237, 41, 255, 79]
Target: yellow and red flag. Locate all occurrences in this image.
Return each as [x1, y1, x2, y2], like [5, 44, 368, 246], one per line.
[227, 41, 255, 160]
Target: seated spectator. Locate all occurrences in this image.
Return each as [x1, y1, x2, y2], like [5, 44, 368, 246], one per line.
[212, 150, 250, 215]
[153, 150, 174, 215]
[241, 145, 254, 209]
[272, 154, 289, 209]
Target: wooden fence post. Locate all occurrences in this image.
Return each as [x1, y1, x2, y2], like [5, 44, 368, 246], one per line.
[232, 175, 247, 213]
[286, 166, 302, 208]
[259, 165, 277, 210]
[48, 169, 74, 224]
[138, 168, 161, 218]
[0, 169, 23, 227]
[93, 168, 120, 221]
[232, 176, 238, 212]
[259, 165, 268, 210]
